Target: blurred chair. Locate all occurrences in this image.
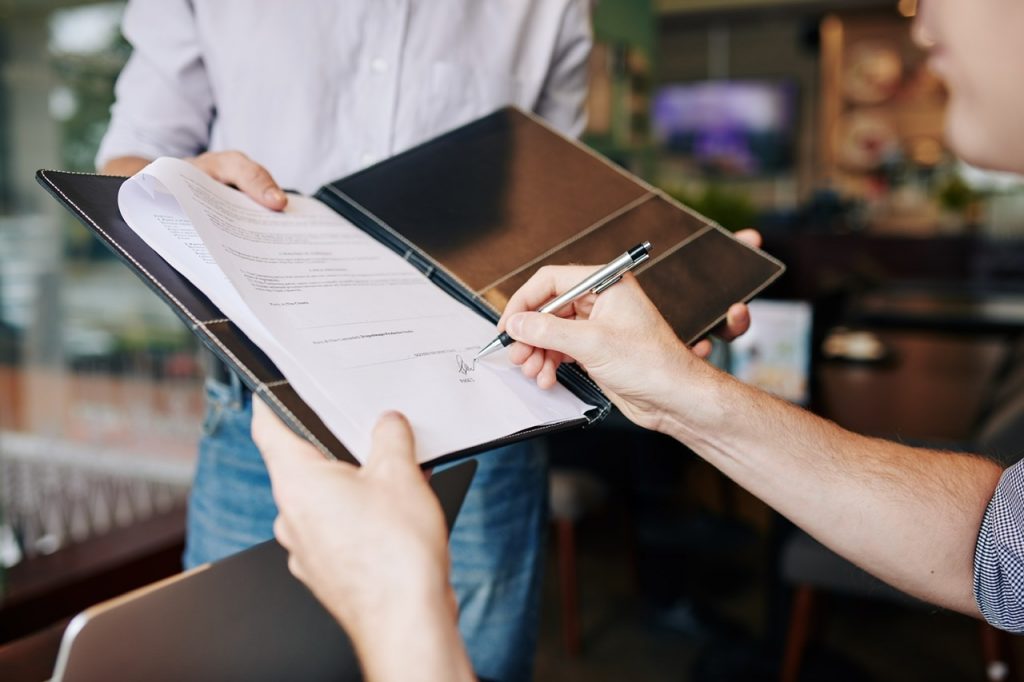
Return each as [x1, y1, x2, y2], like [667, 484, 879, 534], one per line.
[779, 337, 1024, 682]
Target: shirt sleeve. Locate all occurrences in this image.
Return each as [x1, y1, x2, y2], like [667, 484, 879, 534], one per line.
[534, 0, 592, 140]
[95, 0, 215, 169]
[974, 458, 1024, 631]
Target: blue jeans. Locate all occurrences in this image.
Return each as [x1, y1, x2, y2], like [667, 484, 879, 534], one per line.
[186, 376, 548, 681]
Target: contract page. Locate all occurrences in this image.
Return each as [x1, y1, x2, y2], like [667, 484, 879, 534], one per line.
[118, 158, 592, 462]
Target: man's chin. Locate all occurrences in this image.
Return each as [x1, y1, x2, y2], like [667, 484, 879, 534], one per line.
[945, 111, 1021, 174]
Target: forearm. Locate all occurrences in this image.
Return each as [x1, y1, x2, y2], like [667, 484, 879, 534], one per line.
[503, 264, 1004, 616]
[342, 588, 474, 682]
[100, 155, 151, 176]
[660, 355, 1003, 616]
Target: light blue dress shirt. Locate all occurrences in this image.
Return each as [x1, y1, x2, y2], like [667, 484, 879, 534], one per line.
[97, 0, 591, 192]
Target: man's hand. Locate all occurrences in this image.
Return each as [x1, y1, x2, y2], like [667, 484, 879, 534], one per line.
[253, 399, 449, 632]
[495, 229, 763, 433]
[102, 151, 289, 210]
[188, 151, 288, 210]
[497, 268, 697, 433]
[252, 399, 473, 681]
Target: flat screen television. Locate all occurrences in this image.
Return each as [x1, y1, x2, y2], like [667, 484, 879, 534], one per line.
[651, 80, 797, 178]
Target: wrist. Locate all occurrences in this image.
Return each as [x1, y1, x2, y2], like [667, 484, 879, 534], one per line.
[348, 577, 468, 679]
[100, 155, 151, 176]
[650, 349, 730, 444]
[342, 563, 448, 643]
[349, 582, 472, 682]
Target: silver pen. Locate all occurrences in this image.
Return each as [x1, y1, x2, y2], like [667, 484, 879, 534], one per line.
[475, 241, 652, 360]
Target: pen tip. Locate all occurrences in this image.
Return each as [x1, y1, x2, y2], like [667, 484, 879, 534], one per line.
[475, 338, 502, 361]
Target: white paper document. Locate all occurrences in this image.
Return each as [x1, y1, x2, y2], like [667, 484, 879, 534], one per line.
[118, 158, 593, 462]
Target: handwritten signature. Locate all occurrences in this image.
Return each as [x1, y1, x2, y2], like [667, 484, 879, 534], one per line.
[455, 355, 477, 381]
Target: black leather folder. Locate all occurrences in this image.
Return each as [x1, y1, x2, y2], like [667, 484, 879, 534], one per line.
[36, 107, 784, 467]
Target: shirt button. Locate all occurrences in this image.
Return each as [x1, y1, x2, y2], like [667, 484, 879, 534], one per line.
[371, 57, 388, 73]
[360, 152, 376, 165]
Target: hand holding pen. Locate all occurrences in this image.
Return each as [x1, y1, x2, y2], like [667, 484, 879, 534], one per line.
[493, 253, 683, 409]
[492, 230, 761, 391]
[490, 259, 714, 433]
[476, 242, 652, 361]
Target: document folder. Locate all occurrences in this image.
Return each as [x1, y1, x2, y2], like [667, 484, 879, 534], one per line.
[37, 107, 784, 467]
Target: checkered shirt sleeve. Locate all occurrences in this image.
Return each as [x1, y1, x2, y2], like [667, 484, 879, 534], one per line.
[975, 459, 1024, 632]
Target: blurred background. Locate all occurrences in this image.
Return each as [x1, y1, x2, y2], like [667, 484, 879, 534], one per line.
[3, 0, 1024, 680]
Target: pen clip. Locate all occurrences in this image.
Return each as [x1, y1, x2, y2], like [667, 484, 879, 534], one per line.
[591, 251, 649, 296]
[591, 274, 623, 295]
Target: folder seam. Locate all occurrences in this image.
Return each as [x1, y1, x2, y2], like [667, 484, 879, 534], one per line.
[634, 225, 714, 274]
[517, 108, 787, 273]
[478, 192, 657, 295]
[251, 383, 335, 459]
